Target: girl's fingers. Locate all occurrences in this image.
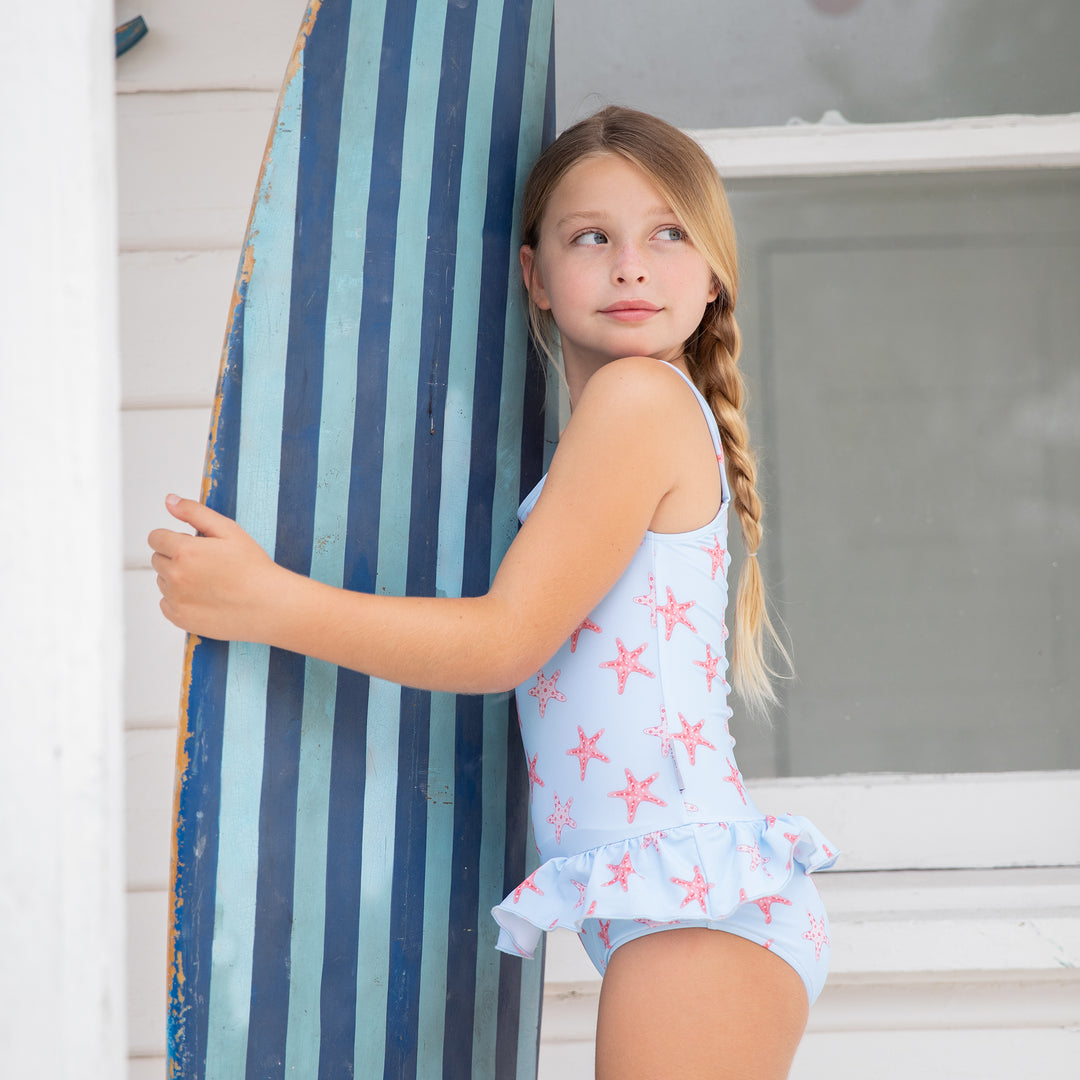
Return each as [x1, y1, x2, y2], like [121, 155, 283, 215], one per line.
[165, 494, 236, 539]
[148, 527, 186, 558]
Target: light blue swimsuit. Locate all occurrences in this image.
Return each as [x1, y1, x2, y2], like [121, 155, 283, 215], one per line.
[491, 364, 837, 1003]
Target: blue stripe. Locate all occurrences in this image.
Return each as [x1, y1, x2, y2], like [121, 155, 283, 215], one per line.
[245, 3, 352, 1075]
[383, 0, 478, 1072]
[168, 279, 246, 1076]
[315, 0, 418, 1072]
[457, 0, 540, 1074]
[286, 0, 387, 1074]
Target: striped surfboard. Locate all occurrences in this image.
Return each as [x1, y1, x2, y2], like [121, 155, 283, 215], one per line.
[168, 1, 557, 1076]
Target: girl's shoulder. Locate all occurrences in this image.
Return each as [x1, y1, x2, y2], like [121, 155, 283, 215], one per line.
[577, 356, 700, 416]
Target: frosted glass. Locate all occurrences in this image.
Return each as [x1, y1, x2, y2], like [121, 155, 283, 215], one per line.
[721, 170, 1080, 776]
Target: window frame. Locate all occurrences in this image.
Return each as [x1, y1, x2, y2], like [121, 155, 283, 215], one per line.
[692, 111, 1080, 874]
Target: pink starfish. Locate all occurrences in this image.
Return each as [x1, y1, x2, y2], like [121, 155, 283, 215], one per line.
[673, 713, 716, 765]
[527, 753, 544, 798]
[513, 870, 543, 903]
[608, 768, 667, 823]
[701, 535, 727, 580]
[655, 586, 697, 641]
[737, 842, 771, 876]
[571, 879, 588, 909]
[599, 638, 655, 695]
[722, 758, 747, 804]
[546, 792, 577, 844]
[641, 830, 667, 850]
[671, 866, 716, 913]
[602, 852, 640, 892]
[693, 642, 723, 692]
[749, 894, 792, 924]
[642, 706, 674, 757]
[566, 725, 610, 780]
[803, 911, 830, 960]
[632, 573, 658, 627]
[570, 617, 602, 652]
[597, 919, 612, 949]
[528, 668, 566, 718]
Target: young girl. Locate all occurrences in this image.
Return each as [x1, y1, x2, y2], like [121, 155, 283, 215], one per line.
[151, 106, 836, 1079]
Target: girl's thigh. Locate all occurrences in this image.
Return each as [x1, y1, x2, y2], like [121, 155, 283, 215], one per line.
[594, 926, 808, 1080]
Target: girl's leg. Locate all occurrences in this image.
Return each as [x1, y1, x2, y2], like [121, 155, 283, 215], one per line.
[594, 927, 808, 1080]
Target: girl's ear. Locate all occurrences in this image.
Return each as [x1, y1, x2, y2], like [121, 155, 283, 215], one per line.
[707, 274, 721, 304]
[520, 245, 551, 311]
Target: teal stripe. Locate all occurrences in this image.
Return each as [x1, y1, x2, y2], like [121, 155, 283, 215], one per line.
[414, 2, 502, 1067]
[283, 1, 386, 1072]
[475, 2, 556, 1073]
[353, 3, 448, 1069]
[203, 58, 304, 1080]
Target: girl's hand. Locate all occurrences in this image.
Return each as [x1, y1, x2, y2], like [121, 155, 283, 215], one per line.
[148, 495, 287, 643]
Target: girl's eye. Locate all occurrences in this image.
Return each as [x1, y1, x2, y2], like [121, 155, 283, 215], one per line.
[656, 226, 686, 242]
[573, 230, 608, 246]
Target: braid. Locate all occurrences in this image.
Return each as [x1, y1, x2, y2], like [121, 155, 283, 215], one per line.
[688, 291, 789, 715]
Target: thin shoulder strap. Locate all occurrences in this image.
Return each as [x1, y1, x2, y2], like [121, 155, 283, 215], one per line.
[665, 363, 730, 504]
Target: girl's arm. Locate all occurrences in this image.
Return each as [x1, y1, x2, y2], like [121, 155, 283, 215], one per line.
[150, 357, 705, 694]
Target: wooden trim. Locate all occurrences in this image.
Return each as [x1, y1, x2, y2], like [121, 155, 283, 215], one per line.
[689, 113, 1080, 178]
[749, 771, 1080, 871]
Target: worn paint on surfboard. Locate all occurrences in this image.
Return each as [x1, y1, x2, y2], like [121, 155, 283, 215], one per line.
[167, 1, 557, 1076]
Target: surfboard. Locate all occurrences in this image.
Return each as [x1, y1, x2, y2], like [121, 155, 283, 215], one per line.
[167, 2, 556, 1077]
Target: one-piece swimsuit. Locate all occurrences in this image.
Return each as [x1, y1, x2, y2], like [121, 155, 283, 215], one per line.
[491, 363, 838, 1003]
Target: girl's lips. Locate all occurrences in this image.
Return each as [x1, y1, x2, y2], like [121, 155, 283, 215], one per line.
[600, 301, 662, 322]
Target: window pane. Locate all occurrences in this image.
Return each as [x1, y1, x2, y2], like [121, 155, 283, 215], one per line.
[724, 170, 1080, 777]
[556, 1, 1080, 128]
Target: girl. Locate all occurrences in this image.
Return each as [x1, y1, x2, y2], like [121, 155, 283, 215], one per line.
[151, 106, 836, 1079]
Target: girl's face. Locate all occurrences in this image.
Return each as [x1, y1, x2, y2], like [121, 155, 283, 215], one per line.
[521, 153, 718, 378]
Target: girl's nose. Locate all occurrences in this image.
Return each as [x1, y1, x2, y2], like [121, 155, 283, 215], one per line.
[612, 242, 648, 284]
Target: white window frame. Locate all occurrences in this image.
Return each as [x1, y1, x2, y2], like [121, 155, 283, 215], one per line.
[691, 112, 1080, 876]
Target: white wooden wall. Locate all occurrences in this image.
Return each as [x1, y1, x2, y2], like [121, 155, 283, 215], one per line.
[115, 3, 1079, 1077]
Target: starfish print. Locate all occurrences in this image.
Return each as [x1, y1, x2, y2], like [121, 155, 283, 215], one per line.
[635, 918, 679, 928]
[720, 618, 729, 642]
[566, 725, 610, 780]
[546, 792, 577, 844]
[701, 535, 727, 580]
[693, 642, 723, 692]
[528, 668, 566, 718]
[608, 768, 667, 823]
[641, 830, 667, 851]
[586, 900, 597, 917]
[570, 617, 602, 652]
[632, 574, 658, 627]
[602, 852, 640, 892]
[722, 758, 747, 804]
[673, 713, 716, 765]
[597, 919, 612, 950]
[642, 706, 674, 757]
[599, 638, 655, 695]
[803, 911, 830, 960]
[527, 753, 544, 798]
[671, 865, 715, 913]
[737, 842, 772, 876]
[513, 870, 543, 903]
[571, 879, 588, 908]
[739, 889, 791, 924]
[765, 815, 777, 827]
[655, 586, 697, 641]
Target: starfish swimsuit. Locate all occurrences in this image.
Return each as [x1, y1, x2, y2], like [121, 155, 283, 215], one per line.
[490, 363, 838, 1005]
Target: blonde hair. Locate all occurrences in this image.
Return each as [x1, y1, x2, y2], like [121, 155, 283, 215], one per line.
[521, 106, 788, 714]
